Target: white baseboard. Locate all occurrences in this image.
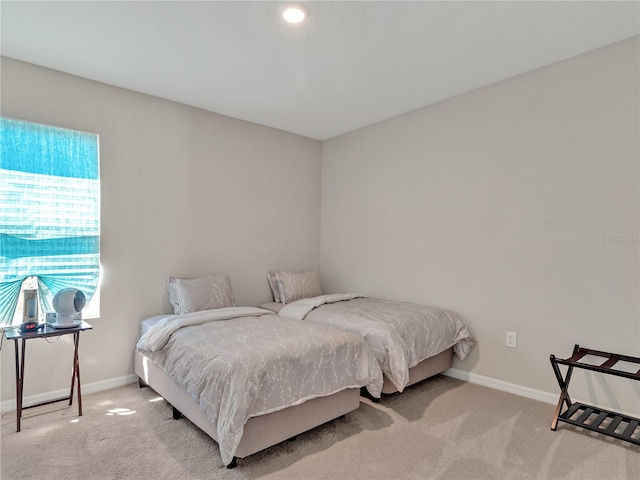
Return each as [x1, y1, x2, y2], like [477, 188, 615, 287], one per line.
[443, 368, 559, 405]
[1, 373, 138, 414]
[443, 368, 640, 418]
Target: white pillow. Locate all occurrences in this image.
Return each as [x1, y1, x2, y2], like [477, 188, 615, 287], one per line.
[267, 271, 281, 303]
[167, 275, 236, 315]
[274, 270, 323, 305]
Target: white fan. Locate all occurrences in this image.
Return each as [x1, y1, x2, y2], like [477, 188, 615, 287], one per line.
[52, 289, 86, 326]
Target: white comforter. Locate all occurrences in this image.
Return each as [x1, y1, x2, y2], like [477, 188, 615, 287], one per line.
[136, 307, 383, 465]
[279, 296, 476, 392]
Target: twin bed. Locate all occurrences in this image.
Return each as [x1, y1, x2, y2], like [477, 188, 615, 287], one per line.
[261, 293, 474, 394]
[134, 272, 475, 467]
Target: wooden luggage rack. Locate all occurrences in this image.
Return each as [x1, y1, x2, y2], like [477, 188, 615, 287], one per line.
[550, 344, 640, 445]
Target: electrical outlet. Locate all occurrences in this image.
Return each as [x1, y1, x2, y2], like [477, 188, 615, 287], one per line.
[506, 332, 517, 348]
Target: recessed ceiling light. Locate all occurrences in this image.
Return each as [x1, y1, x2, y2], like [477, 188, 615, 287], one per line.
[281, 3, 309, 24]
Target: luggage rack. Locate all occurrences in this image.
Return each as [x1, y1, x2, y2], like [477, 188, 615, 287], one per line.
[550, 344, 640, 445]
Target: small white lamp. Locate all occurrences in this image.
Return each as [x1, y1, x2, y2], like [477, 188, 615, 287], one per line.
[52, 289, 86, 325]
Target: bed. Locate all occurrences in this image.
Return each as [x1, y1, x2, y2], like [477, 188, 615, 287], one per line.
[262, 272, 476, 394]
[134, 303, 382, 468]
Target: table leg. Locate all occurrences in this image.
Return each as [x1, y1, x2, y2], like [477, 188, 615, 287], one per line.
[69, 332, 79, 407]
[75, 332, 83, 416]
[14, 340, 23, 432]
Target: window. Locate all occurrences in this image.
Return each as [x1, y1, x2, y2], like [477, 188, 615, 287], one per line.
[0, 118, 100, 326]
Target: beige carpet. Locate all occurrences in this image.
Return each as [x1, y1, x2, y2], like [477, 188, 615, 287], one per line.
[1, 375, 638, 480]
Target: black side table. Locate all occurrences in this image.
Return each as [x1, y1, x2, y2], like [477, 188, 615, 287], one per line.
[5, 321, 93, 432]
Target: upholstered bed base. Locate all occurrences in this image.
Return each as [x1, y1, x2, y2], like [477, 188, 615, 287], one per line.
[134, 350, 360, 467]
[380, 348, 453, 394]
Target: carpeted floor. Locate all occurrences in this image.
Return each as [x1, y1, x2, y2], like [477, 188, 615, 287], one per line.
[1, 375, 638, 479]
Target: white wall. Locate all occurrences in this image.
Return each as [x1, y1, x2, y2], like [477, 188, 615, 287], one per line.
[321, 37, 640, 413]
[2, 37, 638, 415]
[1, 58, 321, 403]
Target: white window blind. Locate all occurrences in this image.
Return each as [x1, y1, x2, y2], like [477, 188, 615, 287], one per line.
[0, 117, 100, 325]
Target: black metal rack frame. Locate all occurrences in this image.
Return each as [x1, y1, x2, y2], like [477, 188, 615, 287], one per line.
[550, 344, 640, 445]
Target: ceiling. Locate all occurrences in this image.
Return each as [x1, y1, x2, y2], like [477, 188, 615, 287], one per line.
[1, 1, 638, 141]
